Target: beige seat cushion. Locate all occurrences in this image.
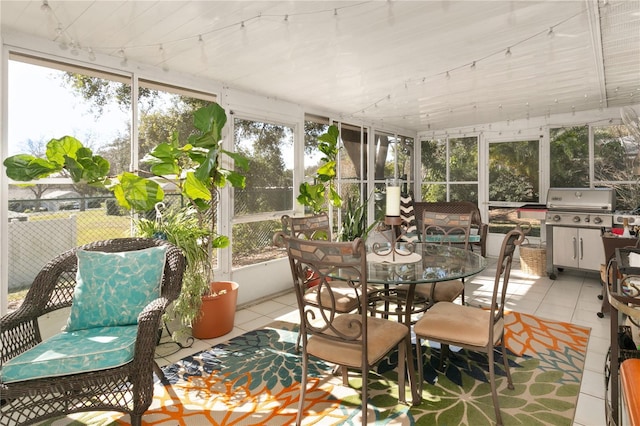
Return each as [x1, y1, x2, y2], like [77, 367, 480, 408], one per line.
[413, 302, 504, 347]
[307, 314, 408, 368]
[399, 280, 464, 303]
[303, 280, 360, 313]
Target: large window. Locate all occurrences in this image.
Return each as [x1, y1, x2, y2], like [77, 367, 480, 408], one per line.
[373, 131, 414, 220]
[6, 54, 217, 306]
[550, 123, 638, 210]
[7, 55, 133, 297]
[232, 116, 294, 267]
[594, 123, 638, 210]
[338, 122, 368, 226]
[488, 139, 540, 235]
[420, 136, 478, 202]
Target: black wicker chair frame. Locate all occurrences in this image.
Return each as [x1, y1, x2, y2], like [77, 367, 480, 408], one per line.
[0, 238, 185, 426]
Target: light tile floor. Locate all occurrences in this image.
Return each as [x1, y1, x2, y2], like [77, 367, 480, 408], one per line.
[152, 259, 618, 426]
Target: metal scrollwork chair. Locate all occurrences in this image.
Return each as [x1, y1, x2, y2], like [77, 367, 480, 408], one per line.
[279, 214, 361, 351]
[277, 232, 409, 425]
[281, 212, 331, 241]
[396, 211, 473, 310]
[413, 228, 525, 426]
[0, 238, 186, 426]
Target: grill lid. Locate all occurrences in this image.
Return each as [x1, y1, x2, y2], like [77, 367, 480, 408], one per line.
[546, 188, 615, 212]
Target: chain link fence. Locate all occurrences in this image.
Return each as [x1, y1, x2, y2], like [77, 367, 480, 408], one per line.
[7, 186, 289, 298]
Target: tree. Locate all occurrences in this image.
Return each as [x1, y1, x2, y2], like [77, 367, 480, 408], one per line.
[550, 126, 589, 188]
[61, 73, 154, 115]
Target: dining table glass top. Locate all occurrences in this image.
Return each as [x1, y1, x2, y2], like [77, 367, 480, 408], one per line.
[360, 242, 487, 285]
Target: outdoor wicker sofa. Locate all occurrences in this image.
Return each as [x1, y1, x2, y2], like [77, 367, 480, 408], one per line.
[0, 237, 185, 426]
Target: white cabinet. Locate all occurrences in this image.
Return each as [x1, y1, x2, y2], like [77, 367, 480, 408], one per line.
[552, 226, 603, 272]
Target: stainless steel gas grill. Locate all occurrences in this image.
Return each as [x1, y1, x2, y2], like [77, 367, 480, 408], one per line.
[545, 188, 615, 279]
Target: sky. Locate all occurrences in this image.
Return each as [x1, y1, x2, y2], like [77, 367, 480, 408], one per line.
[8, 60, 129, 155]
[7, 59, 303, 171]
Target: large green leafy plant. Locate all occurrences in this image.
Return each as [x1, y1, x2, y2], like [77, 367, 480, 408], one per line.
[4, 103, 248, 330]
[297, 124, 342, 214]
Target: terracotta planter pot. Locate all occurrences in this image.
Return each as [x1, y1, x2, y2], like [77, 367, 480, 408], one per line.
[191, 281, 239, 339]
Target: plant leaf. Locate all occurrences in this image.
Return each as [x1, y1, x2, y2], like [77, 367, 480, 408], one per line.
[112, 172, 164, 211]
[183, 171, 211, 201]
[3, 155, 60, 180]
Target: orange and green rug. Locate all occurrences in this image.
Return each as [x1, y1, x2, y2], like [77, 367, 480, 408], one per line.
[43, 312, 589, 425]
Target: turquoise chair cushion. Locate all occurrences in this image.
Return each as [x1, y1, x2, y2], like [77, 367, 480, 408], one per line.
[66, 246, 167, 332]
[0, 325, 138, 383]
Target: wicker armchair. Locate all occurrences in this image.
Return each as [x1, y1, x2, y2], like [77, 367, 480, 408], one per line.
[0, 238, 186, 426]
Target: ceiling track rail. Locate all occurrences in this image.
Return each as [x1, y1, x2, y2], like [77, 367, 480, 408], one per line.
[586, 0, 608, 109]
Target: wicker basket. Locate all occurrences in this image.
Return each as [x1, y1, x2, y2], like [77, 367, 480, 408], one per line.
[519, 242, 546, 277]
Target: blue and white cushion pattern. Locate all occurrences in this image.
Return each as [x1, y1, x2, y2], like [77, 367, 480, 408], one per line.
[399, 194, 420, 242]
[66, 246, 167, 332]
[0, 325, 138, 383]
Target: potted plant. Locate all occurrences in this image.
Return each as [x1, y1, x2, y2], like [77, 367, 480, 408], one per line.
[4, 103, 248, 339]
[337, 193, 377, 242]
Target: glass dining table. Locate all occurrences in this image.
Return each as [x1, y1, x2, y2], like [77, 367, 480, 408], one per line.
[329, 242, 487, 404]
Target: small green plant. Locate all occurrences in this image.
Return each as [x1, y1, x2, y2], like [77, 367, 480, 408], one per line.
[135, 205, 227, 338]
[297, 125, 341, 214]
[337, 193, 377, 242]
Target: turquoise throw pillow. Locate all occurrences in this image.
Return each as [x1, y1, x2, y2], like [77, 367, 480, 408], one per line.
[66, 245, 167, 332]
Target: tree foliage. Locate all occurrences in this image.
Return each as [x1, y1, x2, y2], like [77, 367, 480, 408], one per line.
[550, 126, 589, 188]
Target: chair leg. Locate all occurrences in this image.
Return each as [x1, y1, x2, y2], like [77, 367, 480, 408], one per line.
[295, 330, 301, 353]
[439, 344, 449, 371]
[297, 353, 309, 426]
[461, 278, 465, 305]
[130, 414, 142, 426]
[361, 363, 368, 425]
[415, 337, 424, 395]
[488, 347, 504, 426]
[397, 337, 407, 404]
[501, 340, 514, 390]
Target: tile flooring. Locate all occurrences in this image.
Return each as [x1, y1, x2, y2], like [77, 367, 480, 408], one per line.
[149, 258, 620, 426]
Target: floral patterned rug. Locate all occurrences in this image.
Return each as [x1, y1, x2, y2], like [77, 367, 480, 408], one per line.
[43, 311, 589, 425]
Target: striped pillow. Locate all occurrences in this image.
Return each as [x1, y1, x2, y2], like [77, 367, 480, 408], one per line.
[399, 193, 420, 242]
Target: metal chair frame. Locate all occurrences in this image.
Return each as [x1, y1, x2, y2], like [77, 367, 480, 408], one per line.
[278, 233, 409, 425]
[414, 229, 525, 426]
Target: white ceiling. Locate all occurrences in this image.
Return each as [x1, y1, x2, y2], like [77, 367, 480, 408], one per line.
[1, 0, 639, 132]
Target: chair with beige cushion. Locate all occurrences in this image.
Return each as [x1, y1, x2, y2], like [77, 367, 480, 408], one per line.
[412, 200, 488, 256]
[413, 228, 525, 426]
[397, 211, 472, 309]
[278, 233, 409, 425]
[279, 214, 361, 351]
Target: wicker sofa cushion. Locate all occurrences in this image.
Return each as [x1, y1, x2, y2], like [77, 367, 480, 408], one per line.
[66, 246, 167, 331]
[0, 325, 138, 383]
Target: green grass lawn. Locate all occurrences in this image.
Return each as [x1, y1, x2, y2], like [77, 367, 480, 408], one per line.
[8, 208, 133, 301]
[29, 208, 132, 245]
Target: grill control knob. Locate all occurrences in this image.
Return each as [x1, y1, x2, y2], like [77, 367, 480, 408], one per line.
[585, 216, 591, 223]
[552, 215, 561, 222]
[594, 216, 603, 224]
[573, 216, 581, 223]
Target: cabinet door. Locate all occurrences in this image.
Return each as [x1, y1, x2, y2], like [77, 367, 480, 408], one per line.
[553, 227, 578, 268]
[578, 228, 604, 271]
